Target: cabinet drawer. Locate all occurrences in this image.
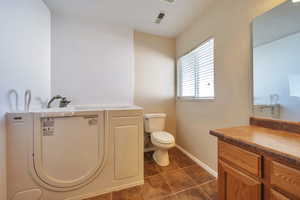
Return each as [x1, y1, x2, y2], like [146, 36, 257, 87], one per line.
[271, 161, 300, 199]
[219, 141, 262, 177]
[270, 190, 291, 200]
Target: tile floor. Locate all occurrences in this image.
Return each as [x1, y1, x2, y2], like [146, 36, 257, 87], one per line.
[85, 148, 217, 200]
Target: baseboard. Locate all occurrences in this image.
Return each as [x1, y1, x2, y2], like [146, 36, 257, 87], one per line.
[66, 180, 144, 200]
[176, 144, 218, 178]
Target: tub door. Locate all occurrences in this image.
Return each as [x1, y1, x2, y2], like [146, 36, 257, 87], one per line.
[32, 111, 107, 191]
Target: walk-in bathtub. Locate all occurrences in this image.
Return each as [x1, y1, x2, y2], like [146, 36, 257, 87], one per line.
[6, 105, 144, 200]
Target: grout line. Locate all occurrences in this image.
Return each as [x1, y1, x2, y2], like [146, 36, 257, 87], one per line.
[174, 179, 216, 195]
[198, 179, 217, 200]
[143, 163, 198, 179]
[142, 148, 217, 199]
[161, 168, 216, 198]
[158, 179, 216, 199]
[200, 179, 217, 200]
[198, 186, 212, 200]
[144, 149, 202, 178]
[198, 179, 217, 187]
[143, 149, 211, 179]
[100, 179, 216, 200]
[144, 173, 162, 179]
[91, 149, 216, 200]
[183, 164, 216, 186]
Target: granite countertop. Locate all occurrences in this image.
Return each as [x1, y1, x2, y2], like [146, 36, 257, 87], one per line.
[210, 125, 300, 167]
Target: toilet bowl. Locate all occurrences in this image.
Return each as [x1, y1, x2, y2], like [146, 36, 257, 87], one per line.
[144, 114, 175, 166]
[151, 131, 175, 166]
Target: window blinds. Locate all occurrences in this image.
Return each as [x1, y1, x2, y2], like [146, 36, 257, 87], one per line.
[178, 38, 215, 99]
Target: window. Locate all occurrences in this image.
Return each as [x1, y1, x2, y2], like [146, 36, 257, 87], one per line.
[177, 38, 215, 100]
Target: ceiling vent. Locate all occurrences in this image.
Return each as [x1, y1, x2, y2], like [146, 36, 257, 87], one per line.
[162, 0, 176, 4]
[155, 12, 166, 24]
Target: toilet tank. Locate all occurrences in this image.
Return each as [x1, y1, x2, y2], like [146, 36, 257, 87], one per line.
[144, 113, 167, 133]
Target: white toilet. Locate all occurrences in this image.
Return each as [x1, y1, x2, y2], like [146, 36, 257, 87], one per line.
[144, 113, 175, 166]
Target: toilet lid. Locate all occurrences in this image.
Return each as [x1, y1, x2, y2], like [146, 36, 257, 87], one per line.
[151, 131, 175, 144]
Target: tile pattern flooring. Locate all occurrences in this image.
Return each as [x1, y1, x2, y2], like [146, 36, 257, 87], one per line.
[85, 148, 217, 200]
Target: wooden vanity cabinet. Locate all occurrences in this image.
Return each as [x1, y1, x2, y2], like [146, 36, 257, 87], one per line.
[270, 161, 300, 199]
[217, 141, 300, 200]
[270, 190, 291, 200]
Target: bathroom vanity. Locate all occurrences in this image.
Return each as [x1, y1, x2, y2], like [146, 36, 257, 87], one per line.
[213, 1, 300, 199]
[210, 117, 300, 200]
[6, 105, 144, 200]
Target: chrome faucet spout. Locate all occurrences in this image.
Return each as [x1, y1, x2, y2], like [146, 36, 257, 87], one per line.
[59, 97, 71, 108]
[47, 95, 62, 108]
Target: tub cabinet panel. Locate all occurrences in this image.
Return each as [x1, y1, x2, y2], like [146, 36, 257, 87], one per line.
[113, 118, 140, 179]
[108, 110, 144, 181]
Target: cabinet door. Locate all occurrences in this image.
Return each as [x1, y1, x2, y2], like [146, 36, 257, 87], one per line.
[218, 160, 262, 200]
[112, 116, 142, 180]
[270, 190, 291, 200]
[270, 161, 300, 199]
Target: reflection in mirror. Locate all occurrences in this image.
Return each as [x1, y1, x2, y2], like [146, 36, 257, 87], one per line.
[252, 0, 300, 121]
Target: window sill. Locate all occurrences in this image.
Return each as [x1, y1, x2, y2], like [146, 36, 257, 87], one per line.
[176, 97, 215, 102]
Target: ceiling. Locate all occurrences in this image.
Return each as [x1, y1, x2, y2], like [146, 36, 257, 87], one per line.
[43, 0, 214, 38]
[253, 0, 300, 47]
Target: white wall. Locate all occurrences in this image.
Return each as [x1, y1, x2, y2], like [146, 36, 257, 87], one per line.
[253, 1, 300, 47]
[254, 32, 300, 121]
[51, 15, 134, 105]
[0, 0, 51, 199]
[134, 31, 176, 136]
[176, 0, 286, 172]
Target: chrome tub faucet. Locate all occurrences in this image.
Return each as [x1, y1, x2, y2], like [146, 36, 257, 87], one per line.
[47, 95, 71, 108]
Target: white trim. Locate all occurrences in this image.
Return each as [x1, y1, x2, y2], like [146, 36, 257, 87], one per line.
[65, 180, 144, 200]
[176, 144, 218, 178]
[176, 97, 215, 102]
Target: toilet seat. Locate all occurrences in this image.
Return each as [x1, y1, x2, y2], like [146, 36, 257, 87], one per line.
[151, 131, 175, 144]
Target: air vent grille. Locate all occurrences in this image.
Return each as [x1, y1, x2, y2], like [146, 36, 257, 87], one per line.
[155, 12, 166, 24]
[163, 0, 176, 3]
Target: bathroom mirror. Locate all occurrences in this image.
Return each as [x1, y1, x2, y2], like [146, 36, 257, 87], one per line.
[252, 0, 300, 121]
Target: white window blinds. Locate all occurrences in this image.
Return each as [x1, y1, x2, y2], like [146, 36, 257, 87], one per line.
[177, 38, 215, 99]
